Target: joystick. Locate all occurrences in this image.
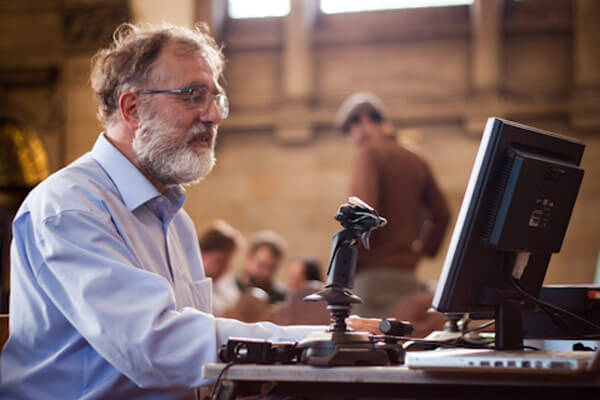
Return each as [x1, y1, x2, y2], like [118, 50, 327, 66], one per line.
[297, 197, 405, 366]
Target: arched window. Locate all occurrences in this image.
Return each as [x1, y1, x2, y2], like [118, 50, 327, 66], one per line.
[321, 0, 473, 14]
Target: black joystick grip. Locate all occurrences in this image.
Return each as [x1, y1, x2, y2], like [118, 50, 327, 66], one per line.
[379, 319, 414, 337]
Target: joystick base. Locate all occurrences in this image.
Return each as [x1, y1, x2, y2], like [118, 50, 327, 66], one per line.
[297, 331, 404, 366]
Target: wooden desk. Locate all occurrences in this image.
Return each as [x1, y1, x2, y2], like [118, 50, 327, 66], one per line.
[202, 363, 600, 399]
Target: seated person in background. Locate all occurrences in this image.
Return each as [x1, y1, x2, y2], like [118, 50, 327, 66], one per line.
[273, 256, 330, 325]
[238, 230, 288, 303]
[216, 230, 288, 319]
[286, 256, 323, 294]
[198, 219, 243, 316]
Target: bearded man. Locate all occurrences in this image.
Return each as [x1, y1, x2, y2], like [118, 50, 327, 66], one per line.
[0, 23, 377, 399]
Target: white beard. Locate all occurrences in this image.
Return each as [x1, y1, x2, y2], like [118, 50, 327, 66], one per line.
[132, 112, 216, 187]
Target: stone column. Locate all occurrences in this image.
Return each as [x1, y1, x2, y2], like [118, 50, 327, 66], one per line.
[195, 0, 228, 41]
[571, 0, 600, 131]
[276, 0, 318, 144]
[465, 0, 503, 135]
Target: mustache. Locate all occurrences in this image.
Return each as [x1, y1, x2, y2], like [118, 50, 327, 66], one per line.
[184, 124, 216, 144]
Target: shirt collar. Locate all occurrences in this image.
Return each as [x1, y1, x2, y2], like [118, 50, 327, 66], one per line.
[91, 133, 163, 211]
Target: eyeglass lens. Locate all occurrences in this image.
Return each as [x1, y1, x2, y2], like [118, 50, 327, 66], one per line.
[190, 89, 229, 119]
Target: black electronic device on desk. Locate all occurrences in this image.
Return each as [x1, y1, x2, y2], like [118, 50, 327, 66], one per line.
[523, 285, 600, 340]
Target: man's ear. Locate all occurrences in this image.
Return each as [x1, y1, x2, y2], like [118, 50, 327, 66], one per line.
[119, 91, 141, 131]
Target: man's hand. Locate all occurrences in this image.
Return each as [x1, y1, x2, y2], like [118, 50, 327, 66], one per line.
[346, 315, 382, 334]
[386, 289, 445, 338]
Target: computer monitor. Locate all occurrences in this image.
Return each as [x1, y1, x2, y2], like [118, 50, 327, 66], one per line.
[432, 118, 585, 350]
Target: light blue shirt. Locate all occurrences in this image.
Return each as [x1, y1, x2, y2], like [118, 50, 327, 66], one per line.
[0, 134, 318, 399]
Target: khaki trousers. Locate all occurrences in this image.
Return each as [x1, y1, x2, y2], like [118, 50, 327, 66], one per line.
[353, 268, 421, 318]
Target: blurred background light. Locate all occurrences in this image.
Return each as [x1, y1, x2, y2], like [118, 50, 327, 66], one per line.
[321, 0, 473, 14]
[229, 0, 291, 19]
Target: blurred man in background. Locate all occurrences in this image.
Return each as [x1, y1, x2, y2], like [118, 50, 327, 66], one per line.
[217, 230, 288, 311]
[337, 92, 450, 319]
[198, 219, 243, 315]
[243, 230, 288, 303]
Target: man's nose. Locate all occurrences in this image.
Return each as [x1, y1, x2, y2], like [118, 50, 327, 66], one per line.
[201, 100, 222, 125]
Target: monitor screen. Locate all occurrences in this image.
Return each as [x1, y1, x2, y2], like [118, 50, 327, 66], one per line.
[432, 118, 585, 349]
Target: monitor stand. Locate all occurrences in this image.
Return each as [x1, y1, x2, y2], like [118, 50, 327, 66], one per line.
[495, 297, 524, 350]
[478, 286, 526, 350]
[479, 251, 534, 351]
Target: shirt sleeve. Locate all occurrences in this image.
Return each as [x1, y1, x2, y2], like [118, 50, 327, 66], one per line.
[420, 165, 451, 257]
[349, 146, 380, 209]
[31, 210, 321, 389]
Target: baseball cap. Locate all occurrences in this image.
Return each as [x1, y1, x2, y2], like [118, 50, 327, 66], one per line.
[335, 92, 386, 134]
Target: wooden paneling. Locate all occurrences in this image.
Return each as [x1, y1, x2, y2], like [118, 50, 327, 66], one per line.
[503, 33, 572, 97]
[224, 50, 282, 110]
[316, 40, 469, 107]
[315, 6, 470, 44]
[0, 12, 63, 68]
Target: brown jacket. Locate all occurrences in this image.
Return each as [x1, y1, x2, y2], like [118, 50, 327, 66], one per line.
[350, 135, 450, 272]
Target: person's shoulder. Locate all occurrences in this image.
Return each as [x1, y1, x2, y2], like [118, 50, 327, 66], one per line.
[365, 135, 426, 161]
[18, 153, 118, 224]
[396, 139, 431, 166]
[356, 137, 385, 159]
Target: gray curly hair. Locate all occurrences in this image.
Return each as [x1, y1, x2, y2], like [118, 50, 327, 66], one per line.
[90, 22, 224, 127]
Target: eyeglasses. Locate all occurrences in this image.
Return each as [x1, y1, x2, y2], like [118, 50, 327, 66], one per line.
[138, 86, 229, 119]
